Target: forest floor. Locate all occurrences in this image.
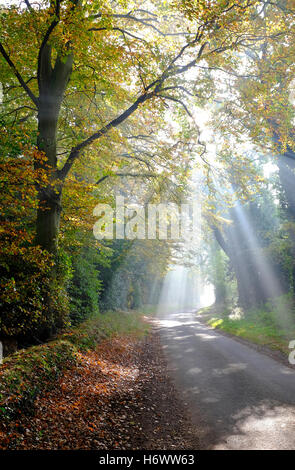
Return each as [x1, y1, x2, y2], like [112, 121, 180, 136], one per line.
[0, 329, 200, 450]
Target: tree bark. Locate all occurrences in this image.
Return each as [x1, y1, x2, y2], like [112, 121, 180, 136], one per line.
[34, 46, 73, 254]
[278, 151, 295, 220]
[35, 187, 62, 254]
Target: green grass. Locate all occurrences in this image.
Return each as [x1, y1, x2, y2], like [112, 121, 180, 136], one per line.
[200, 296, 295, 357]
[135, 304, 158, 316]
[0, 310, 149, 420]
[60, 309, 150, 350]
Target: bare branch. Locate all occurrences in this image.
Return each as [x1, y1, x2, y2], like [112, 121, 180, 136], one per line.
[4, 76, 37, 92]
[24, 0, 33, 12]
[96, 172, 157, 185]
[0, 105, 37, 119]
[96, 175, 109, 185]
[91, 11, 196, 37]
[126, 134, 154, 141]
[157, 94, 193, 117]
[159, 85, 200, 98]
[89, 26, 147, 43]
[37, 0, 61, 86]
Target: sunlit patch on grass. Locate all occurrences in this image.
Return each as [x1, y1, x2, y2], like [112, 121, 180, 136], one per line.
[209, 318, 224, 328]
[203, 295, 295, 356]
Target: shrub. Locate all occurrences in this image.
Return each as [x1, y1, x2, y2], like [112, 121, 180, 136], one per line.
[68, 247, 102, 325]
[0, 248, 72, 348]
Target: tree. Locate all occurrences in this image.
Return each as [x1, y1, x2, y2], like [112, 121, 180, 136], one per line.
[0, 0, 266, 256]
[208, 1, 295, 213]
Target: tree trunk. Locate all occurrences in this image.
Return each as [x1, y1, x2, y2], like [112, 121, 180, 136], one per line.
[35, 187, 62, 254]
[34, 47, 73, 254]
[35, 102, 61, 254]
[278, 151, 295, 221]
[277, 150, 295, 294]
[35, 93, 61, 253]
[214, 283, 227, 305]
[1, 337, 18, 357]
[212, 225, 265, 308]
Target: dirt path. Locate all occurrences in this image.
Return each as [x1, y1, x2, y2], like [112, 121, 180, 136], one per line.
[0, 331, 199, 450]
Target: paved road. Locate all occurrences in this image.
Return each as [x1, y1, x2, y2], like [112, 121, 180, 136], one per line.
[156, 311, 295, 450]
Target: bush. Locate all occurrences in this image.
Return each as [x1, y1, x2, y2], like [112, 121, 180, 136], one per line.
[68, 247, 102, 325]
[0, 247, 71, 347]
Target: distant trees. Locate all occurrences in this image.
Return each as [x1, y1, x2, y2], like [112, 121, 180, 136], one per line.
[209, 182, 295, 309]
[197, 1, 295, 309]
[100, 239, 170, 311]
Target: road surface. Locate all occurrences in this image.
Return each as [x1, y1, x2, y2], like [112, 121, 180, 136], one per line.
[156, 311, 295, 450]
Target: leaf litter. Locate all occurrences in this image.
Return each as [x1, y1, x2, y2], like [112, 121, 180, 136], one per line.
[0, 331, 199, 450]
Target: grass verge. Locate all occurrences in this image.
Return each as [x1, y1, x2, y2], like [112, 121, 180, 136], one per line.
[198, 296, 295, 357]
[0, 310, 149, 421]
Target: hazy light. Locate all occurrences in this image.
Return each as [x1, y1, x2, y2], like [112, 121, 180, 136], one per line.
[200, 283, 215, 307]
[233, 202, 282, 300]
[157, 265, 201, 316]
[263, 161, 277, 178]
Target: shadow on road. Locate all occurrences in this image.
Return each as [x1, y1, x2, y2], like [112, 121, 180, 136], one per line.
[155, 311, 295, 450]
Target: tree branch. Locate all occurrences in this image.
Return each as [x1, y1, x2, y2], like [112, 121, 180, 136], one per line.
[57, 34, 213, 181]
[0, 105, 37, 119]
[57, 90, 155, 180]
[24, 0, 33, 12]
[212, 225, 231, 258]
[57, 7, 258, 183]
[37, 0, 61, 87]
[157, 94, 192, 117]
[90, 11, 196, 37]
[0, 43, 38, 106]
[89, 26, 147, 43]
[96, 172, 157, 185]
